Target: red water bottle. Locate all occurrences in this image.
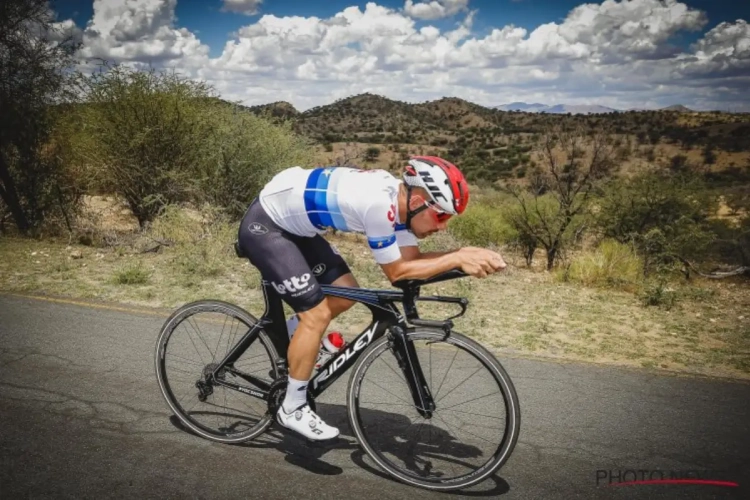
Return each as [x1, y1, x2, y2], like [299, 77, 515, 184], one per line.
[315, 332, 345, 370]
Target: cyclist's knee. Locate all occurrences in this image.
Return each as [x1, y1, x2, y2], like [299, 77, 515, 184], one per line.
[332, 272, 359, 288]
[328, 273, 358, 316]
[297, 299, 332, 329]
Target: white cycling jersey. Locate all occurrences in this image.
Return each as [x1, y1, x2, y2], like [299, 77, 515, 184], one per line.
[259, 166, 418, 264]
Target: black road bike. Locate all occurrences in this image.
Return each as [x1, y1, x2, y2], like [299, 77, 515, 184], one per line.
[155, 243, 521, 491]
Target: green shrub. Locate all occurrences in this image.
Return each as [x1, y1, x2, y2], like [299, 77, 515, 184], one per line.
[150, 204, 235, 281]
[595, 170, 718, 276]
[74, 65, 311, 225]
[556, 239, 643, 290]
[75, 65, 216, 227]
[639, 279, 678, 309]
[448, 203, 517, 247]
[198, 105, 311, 218]
[113, 262, 150, 285]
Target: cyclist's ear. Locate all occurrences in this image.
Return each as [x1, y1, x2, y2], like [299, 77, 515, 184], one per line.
[408, 188, 428, 209]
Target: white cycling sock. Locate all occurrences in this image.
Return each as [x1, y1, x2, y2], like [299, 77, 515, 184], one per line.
[285, 314, 300, 340]
[282, 376, 309, 414]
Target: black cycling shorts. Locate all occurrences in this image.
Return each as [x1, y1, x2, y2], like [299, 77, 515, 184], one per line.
[237, 198, 352, 313]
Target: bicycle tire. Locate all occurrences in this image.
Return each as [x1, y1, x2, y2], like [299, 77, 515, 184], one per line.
[155, 300, 279, 443]
[346, 328, 520, 491]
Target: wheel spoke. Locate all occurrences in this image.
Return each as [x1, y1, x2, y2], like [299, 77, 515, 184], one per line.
[438, 406, 505, 421]
[156, 302, 277, 442]
[433, 346, 459, 401]
[435, 364, 487, 405]
[349, 331, 519, 490]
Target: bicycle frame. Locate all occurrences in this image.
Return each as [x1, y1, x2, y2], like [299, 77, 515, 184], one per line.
[209, 270, 469, 418]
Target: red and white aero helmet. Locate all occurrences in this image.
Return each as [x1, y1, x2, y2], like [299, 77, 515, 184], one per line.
[403, 156, 469, 216]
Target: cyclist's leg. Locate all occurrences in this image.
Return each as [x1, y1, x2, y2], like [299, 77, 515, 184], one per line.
[238, 201, 331, 380]
[238, 201, 339, 440]
[328, 272, 358, 317]
[297, 234, 359, 320]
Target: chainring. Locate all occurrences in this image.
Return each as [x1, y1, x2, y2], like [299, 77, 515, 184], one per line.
[267, 376, 317, 415]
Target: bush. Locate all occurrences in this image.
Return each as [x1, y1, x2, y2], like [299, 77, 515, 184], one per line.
[149, 204, 236, 283]
[448, 202, 517, 247]
[595, 170, 718, 276]
[197, 105, 310, 218]
[639, 279, 677, 309]
[505, 192, 589, 267]
[75, 65, 217, 227]
[2, 108, 85, 235]
[364, 146, 381, 162]
[75, 65, 312, 225]
[113, 262, 150, 285]
[556, 239, 643, 290]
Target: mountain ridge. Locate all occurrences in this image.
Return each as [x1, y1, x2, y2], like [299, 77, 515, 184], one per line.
[494, 102, 698, 114]
[244, 94, 705, 117]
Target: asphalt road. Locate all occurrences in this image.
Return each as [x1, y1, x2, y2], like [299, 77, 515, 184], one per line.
[0, 294, 748, 499]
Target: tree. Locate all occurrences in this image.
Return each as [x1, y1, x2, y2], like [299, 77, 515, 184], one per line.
[364, 146, 380, 162]
[331, 143, 363, 168]
[75, 64, 311, 224]
[702, 144, 716, 165]
[74, 65, 217, 227]
[506, 123, 617, 270]
[596, 169, 719, 278]
[0, 0, 80, 234]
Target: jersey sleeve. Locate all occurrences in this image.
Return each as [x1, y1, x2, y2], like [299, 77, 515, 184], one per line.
[394, 222, 418, 248]
[363, 200, 403, 264]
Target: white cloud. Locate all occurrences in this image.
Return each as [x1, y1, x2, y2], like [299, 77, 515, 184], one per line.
[63, 0, 750, 112]
[222, 0, 263, 16]
[49, 19, 84, 47]
[690, 19, 750, 65]
[403, 0, 469, 20]
[556, 0, 707, 62]
[78, 0, 209, 64]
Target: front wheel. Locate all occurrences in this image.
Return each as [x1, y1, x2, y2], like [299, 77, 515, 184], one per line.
[346, 328, 520, 491]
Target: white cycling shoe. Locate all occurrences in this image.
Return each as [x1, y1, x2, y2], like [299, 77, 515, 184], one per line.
[276, 404, 340, 441]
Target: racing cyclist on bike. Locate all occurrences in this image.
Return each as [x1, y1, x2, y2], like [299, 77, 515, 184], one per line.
[237, 156, 506, 441]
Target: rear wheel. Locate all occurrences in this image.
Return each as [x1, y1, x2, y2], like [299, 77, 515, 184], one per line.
[347, 328, 520, 491]
[155, 300, 279, 443]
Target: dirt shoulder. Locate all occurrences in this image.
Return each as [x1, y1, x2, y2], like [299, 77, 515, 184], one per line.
[1, 228, 748, 381]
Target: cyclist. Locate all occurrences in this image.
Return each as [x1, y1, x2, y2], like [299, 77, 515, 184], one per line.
[237, 156, 506, 441]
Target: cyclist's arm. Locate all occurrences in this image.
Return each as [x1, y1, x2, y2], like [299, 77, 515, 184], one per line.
[400, 246, 459, 262]
[380, 253, 461, 282]
[361, 200, 456, 281]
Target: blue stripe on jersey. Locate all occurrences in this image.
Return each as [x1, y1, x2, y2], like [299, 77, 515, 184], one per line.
[327, 171, 348, 231]
[394, 223, 407, 231]
[368, 234, 397, 249]
[305, 168, 332, 230]
[314, 172, 334, 229]
[305, 168, 350, 232]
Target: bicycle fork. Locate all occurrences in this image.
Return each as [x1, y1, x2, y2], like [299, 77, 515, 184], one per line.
[389, 326, 435, 418]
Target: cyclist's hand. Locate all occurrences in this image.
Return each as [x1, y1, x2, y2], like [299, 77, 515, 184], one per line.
[457, 248, 507, 278]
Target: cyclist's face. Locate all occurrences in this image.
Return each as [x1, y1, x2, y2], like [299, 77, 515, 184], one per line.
[410, 195, 450, 238]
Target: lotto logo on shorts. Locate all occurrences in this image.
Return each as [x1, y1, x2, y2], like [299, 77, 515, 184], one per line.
[272, 274, 313, 296]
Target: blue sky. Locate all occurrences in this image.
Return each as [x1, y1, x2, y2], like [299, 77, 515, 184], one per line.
[54, 0, 749, 57]
[52, 0, 750, 111]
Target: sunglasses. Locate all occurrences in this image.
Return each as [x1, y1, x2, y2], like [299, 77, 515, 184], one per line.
[426, 201, 452, 223]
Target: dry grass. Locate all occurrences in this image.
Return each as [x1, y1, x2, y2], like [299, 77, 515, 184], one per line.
[1, 200, 748, 381]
